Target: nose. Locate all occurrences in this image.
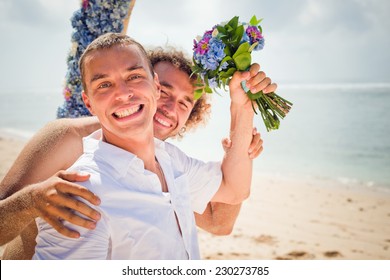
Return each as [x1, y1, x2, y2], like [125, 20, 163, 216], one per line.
[162, 97, 177, 112]
[115, 81, 133, 101]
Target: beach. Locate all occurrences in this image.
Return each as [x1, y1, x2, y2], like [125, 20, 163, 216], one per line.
[1, 136, 389, 260]
[198, 174, 390, 260]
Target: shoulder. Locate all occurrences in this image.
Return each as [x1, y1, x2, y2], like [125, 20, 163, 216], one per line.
[163, 141, 187, 158]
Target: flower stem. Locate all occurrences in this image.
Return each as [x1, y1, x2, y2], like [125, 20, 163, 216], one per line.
[241, 81, 292, 131]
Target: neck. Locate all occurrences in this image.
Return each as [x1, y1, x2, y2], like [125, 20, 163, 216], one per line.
[102, 129, 156, 171]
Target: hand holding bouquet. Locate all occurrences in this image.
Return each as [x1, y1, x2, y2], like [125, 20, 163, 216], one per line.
[192, 16, 293, 131]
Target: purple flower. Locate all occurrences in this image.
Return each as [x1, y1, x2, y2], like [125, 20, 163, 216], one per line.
[193, 30, 213, 56]
[245, 26, 265, 50]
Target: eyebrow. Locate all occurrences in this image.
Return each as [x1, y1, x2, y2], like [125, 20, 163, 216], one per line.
[160, 81, 194, 105]
[89, 65, 145, 84]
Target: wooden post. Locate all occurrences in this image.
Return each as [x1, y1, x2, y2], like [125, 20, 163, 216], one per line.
[122, 0, 137, 34]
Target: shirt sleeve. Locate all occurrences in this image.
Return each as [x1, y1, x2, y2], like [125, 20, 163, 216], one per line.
[165, 143, 222, 214]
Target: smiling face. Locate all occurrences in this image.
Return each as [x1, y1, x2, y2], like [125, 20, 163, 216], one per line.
[82, 44, 161, 148]
[152, 61, 195, 140]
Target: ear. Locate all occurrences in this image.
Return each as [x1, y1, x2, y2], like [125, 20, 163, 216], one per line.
[82, 91, 95, 115]
[153, 72, 161, 100]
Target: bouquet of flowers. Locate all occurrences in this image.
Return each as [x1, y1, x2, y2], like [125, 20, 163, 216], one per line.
[192, 16, 292, 131]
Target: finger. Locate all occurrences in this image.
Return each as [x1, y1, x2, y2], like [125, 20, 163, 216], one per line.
[248, 133, 261, 154]
[45, 203, 98, 230]
[263, 83, 278, 94]
[221, 137, 232, 148]
[245, 71, 266, 90]
[248, 63, 260, 77]
[252, 127, 258, 135]
[250, 145, 264, 159]
[249, 77, 272, 94]
[42, 212, 81, 239]
[57, 207, 98, 230]
[48, 189, 101, 221]
[249, 136, 263, 158]
[221, 137, 232, 153]
[56, 180, 101, 206]
[57, 170, 91, 182]
[232, 69, 250, 83]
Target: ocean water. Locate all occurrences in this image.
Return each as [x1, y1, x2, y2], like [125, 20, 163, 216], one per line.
[1, 84, 390, 190]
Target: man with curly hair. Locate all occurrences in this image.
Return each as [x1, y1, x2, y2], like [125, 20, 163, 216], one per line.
[0, 37, 276, 259]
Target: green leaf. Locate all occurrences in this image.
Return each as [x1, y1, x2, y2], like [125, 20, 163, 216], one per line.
[249, 15, 263, 26]
[219, 69, 234, 79]
[246, 90, 264, 100]
[224, 47, 232, 57]
[227, 16, 239, 30]
[233, 52, 251, 70]
[225, 67, 237, 77]
[205, 86, 213, 94]
[232, 25, 244, 47]
[216, 25, 226, 34]
[248, 42, 259, 52]
[232, 42, 250, 59]
[220, 55, 233, 65]
[194, 89, 203, 100]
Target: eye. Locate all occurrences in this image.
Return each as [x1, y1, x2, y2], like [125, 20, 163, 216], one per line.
[98, 82, 111, 89]
[128, 74, 142, 81]
[179, 101, 189, 109]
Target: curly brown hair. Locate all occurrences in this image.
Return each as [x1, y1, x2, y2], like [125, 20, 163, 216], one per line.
[148, 47, 211, 137]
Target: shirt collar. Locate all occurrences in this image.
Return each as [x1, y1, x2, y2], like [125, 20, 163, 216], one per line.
[83, 130, 142, 177]
[83, 130, 169, 177]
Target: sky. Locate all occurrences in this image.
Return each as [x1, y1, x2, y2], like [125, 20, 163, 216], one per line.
[0, 0, 389, 93]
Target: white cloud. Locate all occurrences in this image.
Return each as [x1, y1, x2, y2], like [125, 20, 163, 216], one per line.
[0, 0, 389, 92]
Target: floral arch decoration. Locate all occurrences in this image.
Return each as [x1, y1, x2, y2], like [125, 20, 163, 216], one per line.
[57, 0, 136, 118]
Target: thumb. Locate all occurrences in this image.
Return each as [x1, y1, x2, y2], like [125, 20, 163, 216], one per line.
[230, 69, 251, 90]
[57, 170, 91, 182]
[231, 70, 250, 87]
[221, 137, 232, 152]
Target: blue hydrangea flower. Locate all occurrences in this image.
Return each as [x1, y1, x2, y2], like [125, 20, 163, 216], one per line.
[57, 0, 132, 118]
[208, 77, 218, 89]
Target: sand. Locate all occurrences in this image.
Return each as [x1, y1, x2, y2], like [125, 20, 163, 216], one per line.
[1, 136, 389, 259]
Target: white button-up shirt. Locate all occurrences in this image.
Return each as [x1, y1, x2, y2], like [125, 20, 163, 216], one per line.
[33, 130, 222, 260]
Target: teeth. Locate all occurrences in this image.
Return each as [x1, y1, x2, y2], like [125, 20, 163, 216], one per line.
[155, 116, 171, 127]
[114, 105, 141, 118]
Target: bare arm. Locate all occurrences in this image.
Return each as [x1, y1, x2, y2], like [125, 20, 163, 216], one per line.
[212, 63, 276, 204]
[195, 202, 242, 235]
[0, 117, 101, 245]
[197, 64, 275, 234]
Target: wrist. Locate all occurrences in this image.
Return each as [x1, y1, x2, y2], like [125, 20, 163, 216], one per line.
[230, 102, 255, 118]
[20, 185, 40, 219]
